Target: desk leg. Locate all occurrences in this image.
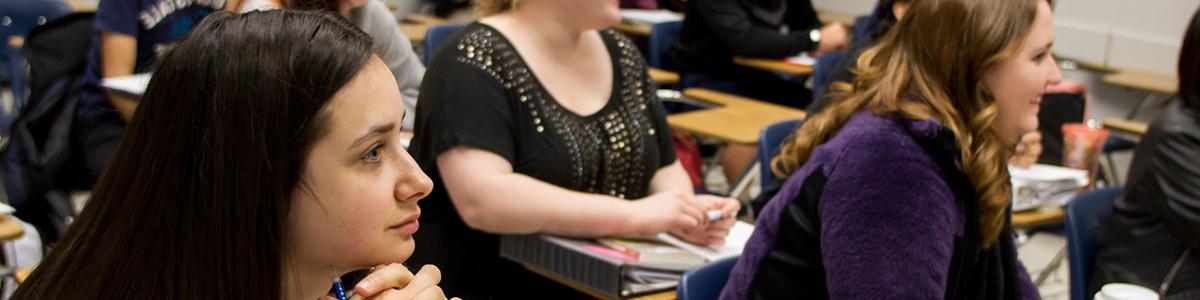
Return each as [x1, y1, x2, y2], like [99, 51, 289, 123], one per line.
[1035, 246, 1068, 286]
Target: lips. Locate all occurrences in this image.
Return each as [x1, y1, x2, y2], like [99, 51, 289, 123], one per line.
[390, 213, 421, 235]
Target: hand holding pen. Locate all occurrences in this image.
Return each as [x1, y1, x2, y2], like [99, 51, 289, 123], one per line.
[670, 194, 741, 246]
[323, 264, 459, 300]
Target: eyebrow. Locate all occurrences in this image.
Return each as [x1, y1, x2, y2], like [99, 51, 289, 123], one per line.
[349, 123, 396, 149]
[1037, 42, 1054, 52]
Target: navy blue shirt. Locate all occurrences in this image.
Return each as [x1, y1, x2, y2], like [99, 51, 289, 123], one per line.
[78, 0, 223, 123]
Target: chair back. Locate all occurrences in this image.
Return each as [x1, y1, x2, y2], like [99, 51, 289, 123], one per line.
[421, 23, 467, 65]
[647, 21, 682, 70]
[1065, 187, 1125, 300]
[1, 0, 71, 128]
[757, 119, 804, 191]
[676, 257, 739, 300]
[810, 51, 846, 102]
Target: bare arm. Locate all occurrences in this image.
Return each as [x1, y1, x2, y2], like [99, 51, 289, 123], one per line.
[437, 147, 708, 238]
[99, 32, 139, 121]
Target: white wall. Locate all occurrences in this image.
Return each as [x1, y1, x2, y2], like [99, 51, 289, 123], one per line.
[816, 0, 1200, 75]
[1054, 0, 1199, 75]
[811, 0, 877, 17]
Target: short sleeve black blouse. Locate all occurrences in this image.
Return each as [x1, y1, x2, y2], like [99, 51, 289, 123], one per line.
[407, 22, 676, 297]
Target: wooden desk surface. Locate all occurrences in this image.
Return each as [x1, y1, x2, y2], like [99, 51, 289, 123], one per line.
[15, 267, 32, 284]
[403, 15, 448, 25]
[1103, 118, 1149, 136]
[399, 24, 428, 44]
[648, 68, 679, 85]
[732, 56, 813, 76]
[1013, 207, 1064, 228]
[668, 88, 807, 145]
[64, 0, 97, 12]
[1102, 70, 1178, 95]
[614, 23, 653, 37]
[630, 291, 676, 300]
[0, 216, 25, 242]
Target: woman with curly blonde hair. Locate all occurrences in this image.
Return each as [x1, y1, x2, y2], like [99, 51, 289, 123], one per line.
[720, 0, 1060, 298]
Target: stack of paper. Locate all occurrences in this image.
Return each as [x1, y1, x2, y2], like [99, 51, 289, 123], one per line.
[620, 9, 684, 25]
[784, 53, 816, 66]
[655, 221, 754, 262]
[0, 203, 13, 215]
[1009, 164, 1089, 211]
[100, 73, 153, 97]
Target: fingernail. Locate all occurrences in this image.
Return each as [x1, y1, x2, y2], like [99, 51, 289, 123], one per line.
[356, 278, 374, 292]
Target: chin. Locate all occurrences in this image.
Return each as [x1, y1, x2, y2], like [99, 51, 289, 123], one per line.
[391, 237, 416, 263]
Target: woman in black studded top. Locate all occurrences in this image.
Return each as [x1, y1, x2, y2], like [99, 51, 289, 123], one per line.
[408, 0, 741, 298]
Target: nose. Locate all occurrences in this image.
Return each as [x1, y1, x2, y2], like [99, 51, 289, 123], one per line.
[394, 151, 433, 204]
[1047, 55, 1064, 85]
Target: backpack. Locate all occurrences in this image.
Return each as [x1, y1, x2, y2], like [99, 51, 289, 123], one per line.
[1, 13, 95, 244]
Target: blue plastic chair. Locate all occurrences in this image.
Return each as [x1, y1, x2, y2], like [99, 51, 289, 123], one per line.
[647, 21, 682, 70]
[1, 0, 71, 130]
[1065, 186, 1125, 300]
[421, 23, 466, 65]
[676, 256, 739, 300]
[757, 119, 804, 192]
[810, 50, 846, 102]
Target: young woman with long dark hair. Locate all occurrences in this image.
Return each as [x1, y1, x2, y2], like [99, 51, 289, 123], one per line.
[14, 10, 447, 300]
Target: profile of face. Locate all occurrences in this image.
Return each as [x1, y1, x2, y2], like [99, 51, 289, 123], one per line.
[287, 58, 433, 270]
[983, 0, 1062, 143]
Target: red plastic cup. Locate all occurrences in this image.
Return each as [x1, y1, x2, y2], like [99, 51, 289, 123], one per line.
[1062, 123, 1109, 183]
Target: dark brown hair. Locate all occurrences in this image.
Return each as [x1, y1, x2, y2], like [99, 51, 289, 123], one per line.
[13, 10, 374, 299]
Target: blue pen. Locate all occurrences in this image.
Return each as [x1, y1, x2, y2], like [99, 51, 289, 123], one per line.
[331, 267, 348, 300]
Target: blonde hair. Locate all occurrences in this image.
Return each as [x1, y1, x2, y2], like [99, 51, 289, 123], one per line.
[772, 0, 1042, 248]
[474, 0, 513, 15]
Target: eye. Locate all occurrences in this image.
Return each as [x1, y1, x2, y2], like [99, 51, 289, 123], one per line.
[1033, 51, 1049, 62]
[360, 142, 385, 164]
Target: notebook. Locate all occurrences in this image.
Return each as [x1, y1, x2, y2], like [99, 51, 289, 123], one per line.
[100, 73, 152, 97]
[655, 221, 754, 262]
[500, 222, 756, 299]
[1009, 164, 1089, 211]
[619, 9, 684, 25]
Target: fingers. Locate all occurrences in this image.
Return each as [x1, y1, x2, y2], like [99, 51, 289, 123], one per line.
[676, 193, 707, 228]
[388, 265, 442, 300]
[413, 285, 447, 300]
[366, 286, 445, 300]
[355, 263, 415, 297]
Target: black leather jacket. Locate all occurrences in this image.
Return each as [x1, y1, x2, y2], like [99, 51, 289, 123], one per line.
[1091, 101, 1200, 299]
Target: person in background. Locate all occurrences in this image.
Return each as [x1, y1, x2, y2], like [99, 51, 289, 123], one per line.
[670, 0, 848, 109]
[14, 11, 448, 300]
[72, 0, 235, 217]
[722, 0, 1059, 298]
[239, 0, 424, 131]
[1089, 5, 1200, 298]
[408, 0, 740, 298]
[669, 0, 849, 186]
[806, 0, 911, 114]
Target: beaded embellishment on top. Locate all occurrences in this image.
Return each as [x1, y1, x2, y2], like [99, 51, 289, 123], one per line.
[450, 26, 660, 199]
